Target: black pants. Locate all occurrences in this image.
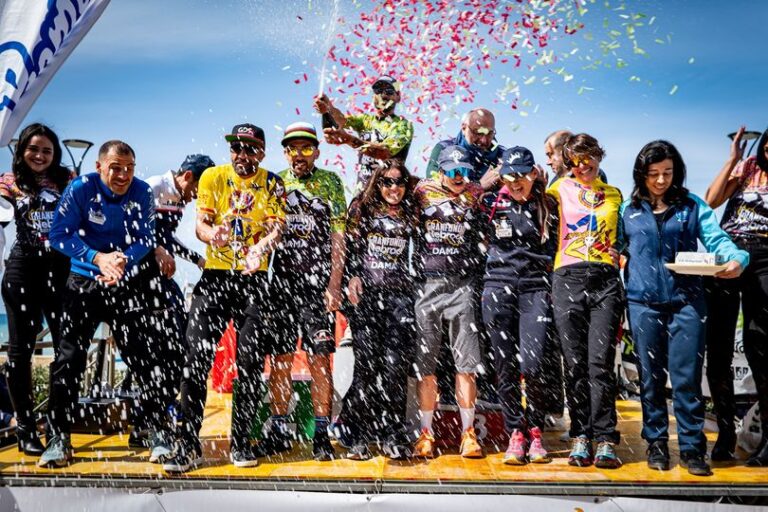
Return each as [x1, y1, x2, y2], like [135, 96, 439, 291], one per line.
[705, 242, 768, 436]
[178, 270, 269, 451]
[1, 252, 69, 428]
[552, 264, 623, 443]
[47, 273, 175, 437]
[482, 285, 555, 433]
[342, 290, 415, 445]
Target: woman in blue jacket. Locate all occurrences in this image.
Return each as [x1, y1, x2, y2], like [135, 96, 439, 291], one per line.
[620, 140, 749, 476]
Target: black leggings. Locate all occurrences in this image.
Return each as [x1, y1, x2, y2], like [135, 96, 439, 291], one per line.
[1, 252, 69, 428]
[705, 242, 768, 435]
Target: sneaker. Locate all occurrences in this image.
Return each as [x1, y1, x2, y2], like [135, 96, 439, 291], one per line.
[568, 435, 593, 467]
[747, 438, 768, 467]
[460, 427, 484, 458]
[502, 429, 527, 465]
[347, 443, 372, 461]
[260, 426, 293, 456]
[148, 431, 176, 464]
[527, 427, 551, 464]
[594, 441, 622, 469]
[711, 431, 736, 462]
[680, 451, 712, 476]
[37, 434, 73, 468]
[646, 440, 670, 471]
[313, 429, 335, 461]
[413, 429, 436, 459]
[162, 445, 203, 473]
[383, 440, 412, 460]
[230, 445, 260, 468]
[331, 421, 353, 450]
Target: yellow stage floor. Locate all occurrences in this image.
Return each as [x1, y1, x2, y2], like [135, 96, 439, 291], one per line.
[0, 392, 765, 496]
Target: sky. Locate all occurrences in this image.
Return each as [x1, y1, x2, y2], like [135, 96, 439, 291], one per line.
[1, 0, 767, 290]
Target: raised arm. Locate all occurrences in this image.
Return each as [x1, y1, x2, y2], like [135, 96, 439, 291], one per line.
[705, 126, 747, 209]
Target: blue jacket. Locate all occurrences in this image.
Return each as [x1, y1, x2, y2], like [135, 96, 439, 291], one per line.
[619, 193, 749, 305]
[49, 173, 155, 280]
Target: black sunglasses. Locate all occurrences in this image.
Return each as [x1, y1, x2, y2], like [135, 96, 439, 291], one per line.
[378, 176, 407, 188]
[230, 143, 262, 155]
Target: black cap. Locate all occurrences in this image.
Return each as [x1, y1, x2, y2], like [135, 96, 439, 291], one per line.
[179, 154, 215, 180]
[372, 75, 399, 91]
[225, 123, 265, 145]
[499, 146, 536, 176]
[437, 145, 475, 172]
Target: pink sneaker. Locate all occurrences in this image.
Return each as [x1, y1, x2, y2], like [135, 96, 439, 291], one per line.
[503, 429, 527, 465]
[527, 427, 551, 463]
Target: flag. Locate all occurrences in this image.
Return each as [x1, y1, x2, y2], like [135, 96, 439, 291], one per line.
[0, 0, 110, 146]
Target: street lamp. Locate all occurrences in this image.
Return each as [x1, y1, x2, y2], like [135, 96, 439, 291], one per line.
[728, 130, 763, 157]
[6, 138, 18, 157]
[62, 138, 94, 175]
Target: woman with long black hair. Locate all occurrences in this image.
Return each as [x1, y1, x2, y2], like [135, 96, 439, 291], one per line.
[342, 160, 419, 460]
[0, 123, 71, 455]
[705, 126, 768, 466]
[620, 140, 747, 476]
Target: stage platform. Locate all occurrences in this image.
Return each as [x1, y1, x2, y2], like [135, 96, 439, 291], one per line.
[0, 393, 765, 500]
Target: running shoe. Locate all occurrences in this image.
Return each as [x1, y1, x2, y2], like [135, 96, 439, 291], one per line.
[502, 429, 527, 465]
[568, 435, 593, 467]
[594, 441, 622, 469]
[37, 434, 73, 468]
[383, 439, 412, 460]
[680, 451, 712, 476]
[148, 431, 176, 464]
[346, 443, 372, 461]
[527, 427, 551, 464]
[230, 445, 260, 468]
[413, 429, 436, 459]
[163, 445, 203, 473]
[646, 440, 670, 471]
[460, 427, 484, 458]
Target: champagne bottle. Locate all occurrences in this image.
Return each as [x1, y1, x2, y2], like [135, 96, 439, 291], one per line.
[321, 112, 337, 129]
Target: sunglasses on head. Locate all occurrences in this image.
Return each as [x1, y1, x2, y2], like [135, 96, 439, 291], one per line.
[230, 143, 262, 155]
[443, 167, 471, 179]
[286, 146, 315, 157]
[378, 176, 407, 188]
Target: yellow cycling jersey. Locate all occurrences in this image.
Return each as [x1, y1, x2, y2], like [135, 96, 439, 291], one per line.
[547, 176, 622, 269]
[197, 164, 286, 271]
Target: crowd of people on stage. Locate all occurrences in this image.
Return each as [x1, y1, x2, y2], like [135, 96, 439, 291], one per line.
[1, 75, 767, 478]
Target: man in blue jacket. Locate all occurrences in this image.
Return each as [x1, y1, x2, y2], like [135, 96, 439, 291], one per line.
[38, 140, 172, 468]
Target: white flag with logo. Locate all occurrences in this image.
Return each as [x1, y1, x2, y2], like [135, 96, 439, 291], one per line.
[0, 0, 110, 146]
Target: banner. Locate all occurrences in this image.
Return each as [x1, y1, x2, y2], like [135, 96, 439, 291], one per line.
[0, 0, 110, 146]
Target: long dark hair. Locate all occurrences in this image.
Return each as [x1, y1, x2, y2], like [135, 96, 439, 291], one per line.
[756, 127, 768, 173]
[12, 123, 70, 195]
[630, 140, 689, 208]
[348, 160, 419, 229]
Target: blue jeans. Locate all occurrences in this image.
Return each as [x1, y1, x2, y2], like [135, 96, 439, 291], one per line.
[628, 299, 707, 454]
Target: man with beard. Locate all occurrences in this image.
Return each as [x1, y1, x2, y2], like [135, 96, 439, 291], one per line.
[426, 108, 504, 190]
[313, 75, 414, 194]
[245, 122, 346, 461]
[163, 124, 286, 473]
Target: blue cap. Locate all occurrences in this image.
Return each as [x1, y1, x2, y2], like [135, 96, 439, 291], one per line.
[499, 146, 536, 176]
[437, 145, 475, 172]
[179, 154, 215, 180]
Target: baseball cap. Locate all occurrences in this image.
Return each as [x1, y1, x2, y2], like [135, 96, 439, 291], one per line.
[179, 154, 215, 180]
[225, 123, 265, 145]
[281, 122, 319, 146]
[438, 145, 475, 172]
[372, 75, 399, 91]
[499, 146, 536, 176]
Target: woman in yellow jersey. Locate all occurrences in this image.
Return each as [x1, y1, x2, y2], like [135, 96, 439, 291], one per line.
[546, 133, 624, 469]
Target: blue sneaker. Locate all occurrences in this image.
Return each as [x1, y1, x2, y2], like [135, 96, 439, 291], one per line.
[594, 441, 622, 469]
[568, 435, 593, 467]
[149, 431, 176, 464]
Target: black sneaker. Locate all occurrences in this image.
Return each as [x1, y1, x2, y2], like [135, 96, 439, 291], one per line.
[646, 440, 670, 471]
[162, 445, 203, 473]
[260, 426, 293, 456]
[230, 445, 260, 468]
[313, 429, 335, 461]
[383, 441, 412, 460]
[711, 431, 736, 462]
[680, 451, 712, 476]
[347, 443, 372, 461]
[747, 438, 768, 467]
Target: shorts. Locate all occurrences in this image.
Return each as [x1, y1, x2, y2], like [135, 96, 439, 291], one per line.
[247, 275, 336, 356]
[414, 275, 482, 376]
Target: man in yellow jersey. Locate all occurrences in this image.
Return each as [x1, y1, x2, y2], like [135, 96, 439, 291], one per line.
[163, 124, 286, 473]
